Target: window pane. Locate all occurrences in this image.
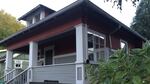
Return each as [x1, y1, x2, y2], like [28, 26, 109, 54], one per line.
[88, 53, 94, 61]
[120, 40, 128, 53]
[100, 38, 104, 48]
[121, 42, 125, 49]
[88, 32, 105, 62]
[35, 14, 40, 22]
[95, 36, 100, 49]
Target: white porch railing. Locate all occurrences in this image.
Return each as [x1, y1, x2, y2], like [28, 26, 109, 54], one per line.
[0, 68, 23, 83]
[5, 63, 76, 84]
[3, 48, 114, 84]
[6, 68, 30, 84]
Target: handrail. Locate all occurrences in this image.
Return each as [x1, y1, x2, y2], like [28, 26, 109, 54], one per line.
[0, 68, 16, 83]
[0, 68, 15, 79]
[32, 63, 76, 68]
[6, 67, 30, 84]
[5, 69, 16, 76]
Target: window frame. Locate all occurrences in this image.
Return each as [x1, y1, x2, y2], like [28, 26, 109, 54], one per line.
[120, 39, 128, 53]
[87, 29, 106, 63]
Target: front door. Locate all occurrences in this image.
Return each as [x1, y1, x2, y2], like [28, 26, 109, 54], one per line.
[44, 48, 54, 65]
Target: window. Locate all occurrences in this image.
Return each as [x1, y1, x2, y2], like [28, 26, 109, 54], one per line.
[35, 14, 40, 22]
[120, 40, 128, 53]
[14, 60, 23, 69]
[87, 31, 105, 63]
[27, 19, 32, 26]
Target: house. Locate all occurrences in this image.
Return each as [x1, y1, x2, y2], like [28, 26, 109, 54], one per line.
[0, 0, 145, 84]
[0, 50, 28, 83]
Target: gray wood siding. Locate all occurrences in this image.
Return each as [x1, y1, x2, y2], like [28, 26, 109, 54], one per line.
[32, 63, 76, 84]
[54, 55, 76, 64]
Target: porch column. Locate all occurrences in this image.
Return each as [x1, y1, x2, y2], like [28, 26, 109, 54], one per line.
[29, 41, 38, 67]
[75, 24, 88, 84]
[5, 50, 13, 74]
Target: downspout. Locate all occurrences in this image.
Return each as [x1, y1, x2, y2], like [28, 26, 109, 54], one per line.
[109, 25, 122, 49]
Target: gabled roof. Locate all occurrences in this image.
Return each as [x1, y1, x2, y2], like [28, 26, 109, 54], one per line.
[18, 4, 55, 20]
[0, 0, 146, 46]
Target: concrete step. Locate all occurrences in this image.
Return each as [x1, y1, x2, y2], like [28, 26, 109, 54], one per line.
[29, 82, 59, 84]
[30, 80, 59, 84]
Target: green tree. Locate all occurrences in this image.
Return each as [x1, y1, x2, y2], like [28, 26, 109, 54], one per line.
[86, 41, 150, 84]
[131, 0, 150, 40]
[0, 10, 24, 40]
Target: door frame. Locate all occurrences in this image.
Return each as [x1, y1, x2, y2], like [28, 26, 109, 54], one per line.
[44, 46, 54, 65]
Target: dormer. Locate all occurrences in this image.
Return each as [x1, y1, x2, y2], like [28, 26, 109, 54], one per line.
[19, 4, 55, 26]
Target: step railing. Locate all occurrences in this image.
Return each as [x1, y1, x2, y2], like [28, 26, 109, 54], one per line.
[6, 68, 30, 84]
[0, 68, 18, 83]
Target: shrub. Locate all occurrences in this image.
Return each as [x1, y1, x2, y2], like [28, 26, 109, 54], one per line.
[86, 41, 150, 84]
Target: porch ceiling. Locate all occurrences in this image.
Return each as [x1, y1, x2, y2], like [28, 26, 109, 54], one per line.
[13, 29, 75, 54]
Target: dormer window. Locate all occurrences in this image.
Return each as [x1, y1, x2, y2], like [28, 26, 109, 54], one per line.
[18, 4, 55, 26]
[27, 19, 33, 26]
[35, 14, 40, 23]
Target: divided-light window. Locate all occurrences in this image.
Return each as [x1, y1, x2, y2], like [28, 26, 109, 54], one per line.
[87, 31, 105, 63]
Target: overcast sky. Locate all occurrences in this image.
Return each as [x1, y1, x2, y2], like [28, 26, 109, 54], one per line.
[0, 0, 138, 27]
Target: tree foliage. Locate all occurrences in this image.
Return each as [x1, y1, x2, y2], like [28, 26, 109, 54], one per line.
[0, 10, 24, 40]
[104, 0, 139, 10]
[86, 41, 150, 84]
[131, 0, 150, 40]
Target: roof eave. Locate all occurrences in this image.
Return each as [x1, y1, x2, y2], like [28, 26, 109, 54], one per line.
[86, 1, 146, 41]
[0, 0, 85, 45]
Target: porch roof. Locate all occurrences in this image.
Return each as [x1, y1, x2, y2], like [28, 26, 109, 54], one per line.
[0, 0, 146, 46]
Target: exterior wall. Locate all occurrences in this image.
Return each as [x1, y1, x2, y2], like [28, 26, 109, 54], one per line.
[32, 63, 76, 84]
[111, 35, 120, 49]
[85, 20, 142, 50]
[54, 53, 76, 64]
[7, 18, 81, 50]
[86, 22, 111, 48]
[37, 33, 76, 65]
[54, 34, 76, 55]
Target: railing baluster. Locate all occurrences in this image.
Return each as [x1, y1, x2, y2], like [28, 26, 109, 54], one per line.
[6, 68, 30, 84]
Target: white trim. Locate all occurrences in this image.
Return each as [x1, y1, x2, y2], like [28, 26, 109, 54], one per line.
[75, 23, 88, 84]
[44, 46, 54, 65]
[14, 59, 29, 62]
[40, 10, 45, 20]
[32, 62, 77, 68]
[14, 60, 23, 69]
[32, 16, 36, 24]
[87, 28, 106, 48]
[5, 50, 13, 74]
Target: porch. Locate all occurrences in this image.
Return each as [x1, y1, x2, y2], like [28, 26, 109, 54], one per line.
[3, 24, 113, 84]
